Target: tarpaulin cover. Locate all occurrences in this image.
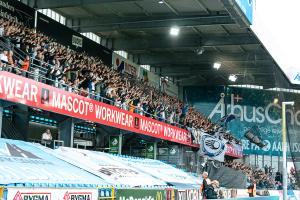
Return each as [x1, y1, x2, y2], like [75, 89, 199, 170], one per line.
[54, 147, 167, 187]
[0, 138, 108, 187]
[111, 154, 201, 187]
[207, 162, 247, 189]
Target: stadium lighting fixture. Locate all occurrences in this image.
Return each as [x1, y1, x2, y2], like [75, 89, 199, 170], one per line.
[228, 74, 237, 82]
[195, 47, 205, 55]
[213, 62, 221, 70]
[169, 26, 180, 36]
[158, 0, 164, 4]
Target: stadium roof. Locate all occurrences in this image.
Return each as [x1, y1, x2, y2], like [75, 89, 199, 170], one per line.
[28, 0, 285, 88]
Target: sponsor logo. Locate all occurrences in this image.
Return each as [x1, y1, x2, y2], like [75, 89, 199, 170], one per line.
[13, 191, 51, 200]
[63, 191, 92, 200]
[111, 138, 118, 146]
[156, 191, 163, 200]
[119, 191, 162, 200]
[209, 93, 300, 126]
[201, 135, 225, 157]
[147, 145, 154, 152]
[134, 117, 140, 129]
[41, 88, 49, 105]
[294, 73, 300, 81]
[119, 196, 154, 200]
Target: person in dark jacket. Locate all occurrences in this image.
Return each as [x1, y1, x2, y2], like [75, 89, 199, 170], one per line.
[201, 172, 211, 199]
[205, 180, 219, 199]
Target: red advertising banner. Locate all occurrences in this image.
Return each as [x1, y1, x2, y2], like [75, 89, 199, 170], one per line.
[0, 72, 196, 147]
[225, 144, 243, 158]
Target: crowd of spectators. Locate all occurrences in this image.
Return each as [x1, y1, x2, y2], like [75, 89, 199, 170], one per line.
[0, 18, 242, 145]
[289, 167, 298, 189]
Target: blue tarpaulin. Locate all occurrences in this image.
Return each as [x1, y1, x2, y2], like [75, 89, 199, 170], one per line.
[0, 138, 109, 188]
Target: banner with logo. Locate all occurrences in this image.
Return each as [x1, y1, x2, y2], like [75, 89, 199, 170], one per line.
[116, 189, 166, 200]
[54, 147, 167, 187]
[185, 86, 300, 156]
[200, 134, 226, 162]
[0, 138, 106, 186]
[146, 143, 155, 159]
[0, 72, 193, 147]
[109, 136, 119, 154]
[7, 188, 98, 200]
[225, 143, 243, 158]
[112, 53, 139, 77]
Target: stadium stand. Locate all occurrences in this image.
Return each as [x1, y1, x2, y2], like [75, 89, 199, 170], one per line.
[0, 17, 242, 147]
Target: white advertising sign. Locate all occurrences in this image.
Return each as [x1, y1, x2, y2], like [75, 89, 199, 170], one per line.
[7, 188, 98, 200]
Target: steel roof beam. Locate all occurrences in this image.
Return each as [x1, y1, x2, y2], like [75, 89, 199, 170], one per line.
[137, 52, 271, 65]
[71, 14, 234, 32]
[33, 0, 142, 9]
[113, 34, 258, 51]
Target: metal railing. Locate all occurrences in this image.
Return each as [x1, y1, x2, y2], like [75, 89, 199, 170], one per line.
[0, 39, 210, 145]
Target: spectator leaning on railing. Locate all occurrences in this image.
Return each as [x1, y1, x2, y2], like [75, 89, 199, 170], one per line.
[0, 17, 242, 146]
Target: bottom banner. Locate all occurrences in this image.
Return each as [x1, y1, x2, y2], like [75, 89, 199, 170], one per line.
[176, 189, 201, 200]
[116, 189, 166, 200]
[6, 187, 98, 200]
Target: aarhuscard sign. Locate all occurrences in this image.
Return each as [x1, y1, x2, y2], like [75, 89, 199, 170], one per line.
[185, 86, 300, 156]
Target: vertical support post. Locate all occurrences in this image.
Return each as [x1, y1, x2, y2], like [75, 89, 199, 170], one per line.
[0, 106, 3, 138]
[34, 10, 38, 33]
[33, 0, 38, 33]
[281, 101, 293, 200]
[282, 103, 287, 200]
[118, 134, 122, 155]
[154, 142, 157, 160]
[58, 118, 74, 147]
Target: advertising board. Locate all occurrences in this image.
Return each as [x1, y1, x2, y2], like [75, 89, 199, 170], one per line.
[115, 189, 166, 200]
[185, 86, 300, 156]
[7, 188, 98, 200]
[0, 71, 193, 146]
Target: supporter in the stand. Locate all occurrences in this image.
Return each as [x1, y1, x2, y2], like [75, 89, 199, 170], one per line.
[275, 171, 282, 183]
[1, 18, 243, 147]
[0, 50, 8, 63]
[41, 129, 53, 146]
[20, 55, 30, 77]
